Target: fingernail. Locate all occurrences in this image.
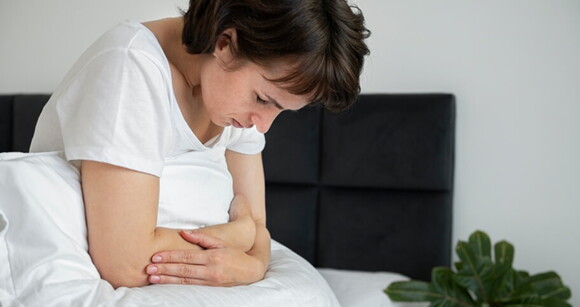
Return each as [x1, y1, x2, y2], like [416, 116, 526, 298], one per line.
[152, 255, 162, 263]
[147, 265, 158, 274]
[150, 275, 160, 283]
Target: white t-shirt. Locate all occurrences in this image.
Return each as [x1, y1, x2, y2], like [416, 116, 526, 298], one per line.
[29, 21, 265, 229]
[30, 21, 265, 178]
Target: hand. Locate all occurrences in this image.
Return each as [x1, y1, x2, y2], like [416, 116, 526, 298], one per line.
[146, 230, 267, 286]
[190, 216, 256, 252]
[190, 194, 256, 251]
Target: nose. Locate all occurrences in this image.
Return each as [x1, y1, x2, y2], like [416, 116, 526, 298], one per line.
[251, 109, 281, 133]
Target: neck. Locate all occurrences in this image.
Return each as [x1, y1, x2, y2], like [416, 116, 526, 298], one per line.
[159, 17, 208, 89]
[144, 17, 213, 114]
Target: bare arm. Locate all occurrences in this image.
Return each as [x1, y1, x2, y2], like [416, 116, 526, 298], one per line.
[81, 160, 203, 288]
[82, 160, 258, 288]
[191, 195, 256, 252]
[146, 151, 271, 285]
[224, 150, 271, 273]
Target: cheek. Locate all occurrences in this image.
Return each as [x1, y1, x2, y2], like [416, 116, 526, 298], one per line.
[201, 66, 255, 115]
[201, 75, 228, 111]
[202, 86, 238, 121]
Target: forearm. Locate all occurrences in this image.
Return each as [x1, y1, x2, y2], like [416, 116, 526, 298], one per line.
[188, 194, 256, 252]
[224, 151, 270, 278]
[81, 160, 262, 288]
[93, 219, 257, 288]
[142, 152, 271, 286]
[200, 217, 271, 279]
[93, 200, 255, 288]
[154, 227, 204, 252]
[143, 206, 271, 286]
[195, 215, 256, 252]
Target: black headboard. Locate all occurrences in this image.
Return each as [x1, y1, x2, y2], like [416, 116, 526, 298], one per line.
[263, 94, 455, 281]
[0, 93, 455, 281]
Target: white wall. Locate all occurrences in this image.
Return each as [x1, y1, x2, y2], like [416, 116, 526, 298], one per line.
[355, 1, 580, 303]
[1, 0, 579, 304]
[0, 0, 188, 92]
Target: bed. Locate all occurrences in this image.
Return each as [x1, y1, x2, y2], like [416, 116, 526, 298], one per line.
[0, 93, 455, 306]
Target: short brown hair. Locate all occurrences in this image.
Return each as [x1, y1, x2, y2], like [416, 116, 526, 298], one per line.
[182, 0, 370, 112]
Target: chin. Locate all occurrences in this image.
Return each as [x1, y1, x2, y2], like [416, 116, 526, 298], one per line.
[217, 119, 230, 128]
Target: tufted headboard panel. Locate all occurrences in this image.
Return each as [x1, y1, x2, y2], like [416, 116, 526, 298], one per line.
[262, 94, 455, 281]
[0, 93, 455, 281]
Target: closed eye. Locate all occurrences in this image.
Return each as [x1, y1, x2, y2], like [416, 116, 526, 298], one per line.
[256, 95, 269, 105]
[257, 93, 287, 111]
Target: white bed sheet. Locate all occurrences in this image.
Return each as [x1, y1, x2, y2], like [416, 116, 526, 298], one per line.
[317, 268, 428, 307]
[0, 151, 339, 306]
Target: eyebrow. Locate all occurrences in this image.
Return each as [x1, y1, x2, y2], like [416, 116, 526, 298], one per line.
[266, 94, 285, 111]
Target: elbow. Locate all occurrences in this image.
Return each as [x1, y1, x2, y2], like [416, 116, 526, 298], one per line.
[101, 268, 149, 289]
[89, 249, 150, 288]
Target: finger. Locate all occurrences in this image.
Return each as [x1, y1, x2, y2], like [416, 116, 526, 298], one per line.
[149, 270, 237, 287]
[179, 230, 225, 249]
[149, 274, 212, 286]
[151, 249, 208, 264]
[147, 263, 209, 279]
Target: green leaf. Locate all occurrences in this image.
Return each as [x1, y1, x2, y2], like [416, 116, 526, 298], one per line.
[541, 287, 572, 301]
[385, 275, 475, 307]
[517, 270, 530, 281]
[469, 230, 492, 259]
[499, 271, 565, 305]
[454, 240, 495, 301]
[385, 281, 437, 302]
[527, 272, 571, 300]
[489, 241, 515, 298]
[494, 240, 514, 270]
[431, 267, 475, 307]
[499, 283, 540, 304]
[494, 268, 520, 299]
[387, 230, 572, 307]
[538, 298, 572, 307]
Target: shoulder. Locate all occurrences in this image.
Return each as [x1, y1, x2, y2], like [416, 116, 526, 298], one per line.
[69, 21, 171, 80]
[51, 21, 173, 102]
[97, 21, 166, 59]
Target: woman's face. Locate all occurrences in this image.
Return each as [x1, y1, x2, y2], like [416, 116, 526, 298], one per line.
[199, 33, 309, 133]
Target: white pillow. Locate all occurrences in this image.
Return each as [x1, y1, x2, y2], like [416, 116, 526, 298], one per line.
[0, 152, 339, 306]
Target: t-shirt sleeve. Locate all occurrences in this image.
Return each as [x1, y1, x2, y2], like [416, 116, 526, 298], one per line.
[55, 48, 172, 177]
[226, 126, 266, 155]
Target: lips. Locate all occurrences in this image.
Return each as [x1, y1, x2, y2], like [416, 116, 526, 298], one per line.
[231, 118, 255, 129]
[232, 119, 244, 128]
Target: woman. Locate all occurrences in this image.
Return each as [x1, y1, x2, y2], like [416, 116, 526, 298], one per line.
[29, 0, 369, 289]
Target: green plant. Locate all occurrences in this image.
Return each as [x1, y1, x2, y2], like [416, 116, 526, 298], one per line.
[384, 230, 572, 307]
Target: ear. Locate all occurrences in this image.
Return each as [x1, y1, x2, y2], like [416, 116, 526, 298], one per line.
[213, 28, 237, 65]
